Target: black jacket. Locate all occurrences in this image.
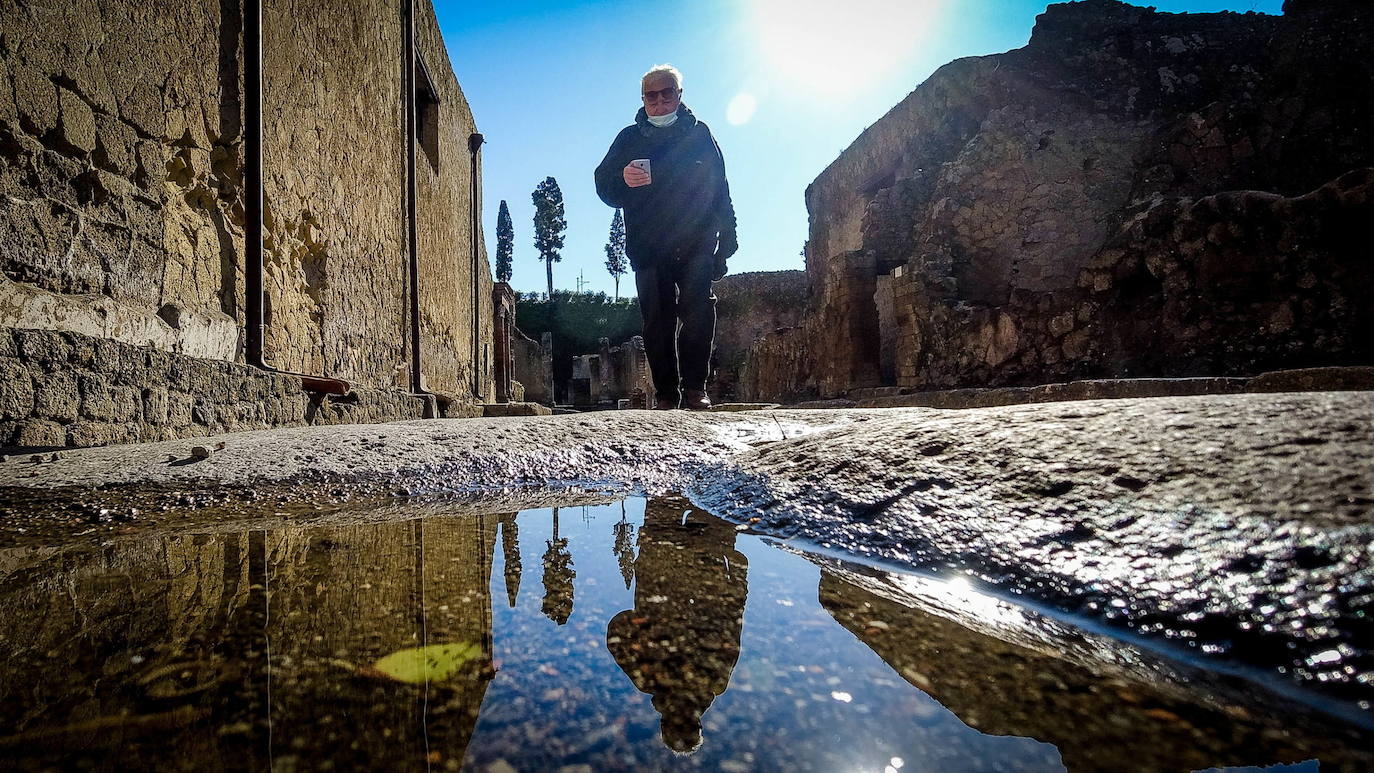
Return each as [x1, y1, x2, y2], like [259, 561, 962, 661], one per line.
[594, 104, 737, 270]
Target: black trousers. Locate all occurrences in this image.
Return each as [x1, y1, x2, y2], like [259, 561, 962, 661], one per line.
[634, 241, 716, 400]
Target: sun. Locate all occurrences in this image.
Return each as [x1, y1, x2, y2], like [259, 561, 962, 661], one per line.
[749, 0, 943, 97]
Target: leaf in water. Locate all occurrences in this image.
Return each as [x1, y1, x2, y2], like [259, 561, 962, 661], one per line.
[370, 643, 481, 684]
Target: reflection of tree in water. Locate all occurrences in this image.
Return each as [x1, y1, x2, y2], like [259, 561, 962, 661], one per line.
[612, 501, 636, 590]
[541, 507, 575, 625]
[606, 497, 748, 754]
[497, 513, 521, 607]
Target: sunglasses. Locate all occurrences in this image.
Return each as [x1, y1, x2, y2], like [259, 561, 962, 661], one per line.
[642, 87, 680, 102]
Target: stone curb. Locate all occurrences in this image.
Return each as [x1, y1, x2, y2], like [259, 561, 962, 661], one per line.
[788, 366, 1374, 410]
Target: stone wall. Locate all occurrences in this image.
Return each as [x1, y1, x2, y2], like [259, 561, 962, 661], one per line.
[414, 4, 493, 400]
[1, 0, 494, 444]
[260, 0, 407, 386]
[749, 0, 1374, 400]
[1, 0, 242, 359]
[512, 329, 552, 406]
[738, 325, 815, 405]
[567, 336, 653, 408]
[0, 328, 489, 450]
[709, 270, 806, 401]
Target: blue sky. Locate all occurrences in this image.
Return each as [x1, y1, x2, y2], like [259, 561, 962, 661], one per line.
[436, 0, 1283, 299]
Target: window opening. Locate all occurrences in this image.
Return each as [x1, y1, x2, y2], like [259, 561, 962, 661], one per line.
[415, 57, 440, 173]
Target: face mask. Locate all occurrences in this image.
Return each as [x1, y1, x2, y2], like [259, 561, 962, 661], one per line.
[647, 110, 678, 128]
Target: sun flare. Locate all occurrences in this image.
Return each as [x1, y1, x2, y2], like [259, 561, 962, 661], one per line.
[750, 0, 943, 96]
[726, 92, 758, 125]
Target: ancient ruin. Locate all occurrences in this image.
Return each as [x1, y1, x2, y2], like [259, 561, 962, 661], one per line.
[709, 270, 807, 402]
[2, 0, 500, 448]
[2, 1, 1372, 769]
[742, 0, 1373, 402]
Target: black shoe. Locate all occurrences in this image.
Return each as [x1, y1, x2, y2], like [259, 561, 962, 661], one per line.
[684, 390, 711, 411]
[655, 396, 679, 410]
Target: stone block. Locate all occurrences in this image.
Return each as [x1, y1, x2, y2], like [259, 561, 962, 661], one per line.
[110, 385, 141, 422]
[133, 138, 164, 187]
[183, 359, 217, 396]
[191, 397, 215, 426]
[167, 392, 194, 427]
[16, 329, 73, 367]
[0, 59, 16, 129]
[13, 65, 58, 137]
[0, 360, 36, 419]
[32, 370, 79, 420]
[67, 421, 115, 448]
[139, 346, 170, 376]
[1062, 328, 1093, 360]
[480, 402, 550, 417]
[78, 373, 114, 420]
[55, 89, 96, 155]
[1248, 366, 1374, 393]
[1049, 312, 1076, 338]
[69, 334, 98, 367]
[208, 371, 234, 403]
[283, 393, 309, 422]
[142, 387, 169, 424]
[92, 338, 122, 372]
[16, 419, 66, 448]
[30, 144, 83, 206]
[92, 114, 137, 175]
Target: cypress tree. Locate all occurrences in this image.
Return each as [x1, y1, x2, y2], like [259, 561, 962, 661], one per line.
[531, 177, 566, 298]
[495, 200, 514, 283]
[604, 209, 628, 300]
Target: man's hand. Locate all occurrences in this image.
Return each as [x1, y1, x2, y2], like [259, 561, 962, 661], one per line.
[623, 164, 651, 188]
[713, 231, 737, 281]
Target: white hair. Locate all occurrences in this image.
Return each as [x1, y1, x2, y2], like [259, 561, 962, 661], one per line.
[641, 64, 683, 89]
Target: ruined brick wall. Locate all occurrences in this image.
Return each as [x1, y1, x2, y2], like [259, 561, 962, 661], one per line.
[709, 270, 806, 401]
[1, 0, 494, 444]
[752, 0, 1373, 400]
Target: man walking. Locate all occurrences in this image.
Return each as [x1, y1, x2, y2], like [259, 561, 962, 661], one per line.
[595, 64, 737, 411]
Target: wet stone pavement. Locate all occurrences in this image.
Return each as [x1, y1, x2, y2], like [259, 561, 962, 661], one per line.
[1, 496, 1370, 771]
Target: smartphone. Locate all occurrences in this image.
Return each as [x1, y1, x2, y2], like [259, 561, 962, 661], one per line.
[630, 158, 651, 177]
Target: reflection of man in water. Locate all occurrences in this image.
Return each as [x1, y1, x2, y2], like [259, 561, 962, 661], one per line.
[606, 497, 748, 753]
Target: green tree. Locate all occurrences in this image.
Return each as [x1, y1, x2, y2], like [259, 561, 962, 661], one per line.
[532, 177, 566, 298]
[604, 209, 628, 300]
[495, 199, 513, 283]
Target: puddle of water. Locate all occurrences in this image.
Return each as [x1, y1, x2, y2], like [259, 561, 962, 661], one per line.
[0, 496, 1368, 771]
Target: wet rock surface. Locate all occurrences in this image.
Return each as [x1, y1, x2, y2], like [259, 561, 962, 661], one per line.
[693, 391, 1374, 722]
[0, 410, 860, 543]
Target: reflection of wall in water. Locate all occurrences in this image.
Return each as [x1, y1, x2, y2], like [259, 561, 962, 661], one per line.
[816, 570, 1367, 772]
[0, 515, 500, 769]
